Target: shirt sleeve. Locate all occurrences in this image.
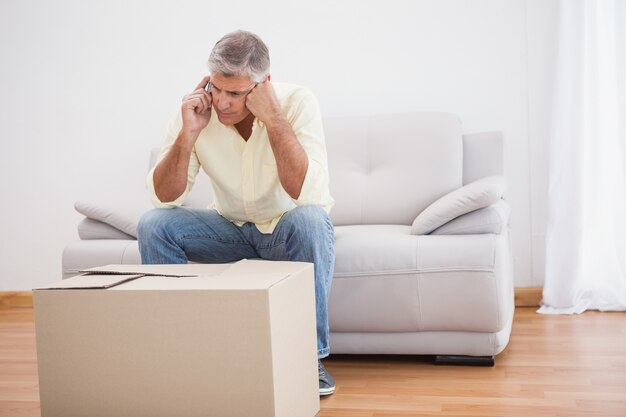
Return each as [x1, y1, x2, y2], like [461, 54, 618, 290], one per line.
[286, 89, 335, 213]
[146, 109, 201, 208]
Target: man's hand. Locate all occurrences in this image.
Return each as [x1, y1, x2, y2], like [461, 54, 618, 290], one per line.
[153, 76, 211, 203]
[245, 80, 284, 127]
[181, 76, 213, 140]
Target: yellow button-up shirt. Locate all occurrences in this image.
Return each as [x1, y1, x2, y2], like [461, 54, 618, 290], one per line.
[147, 82, 334, 233]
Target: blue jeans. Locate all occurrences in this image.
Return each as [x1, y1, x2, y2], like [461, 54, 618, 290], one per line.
[137, 205, 335, 358]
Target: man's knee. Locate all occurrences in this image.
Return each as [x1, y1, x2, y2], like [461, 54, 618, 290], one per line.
[286, 204, 330, 222]
[283, 205, 332, 232]
[137, 208, 176, 240]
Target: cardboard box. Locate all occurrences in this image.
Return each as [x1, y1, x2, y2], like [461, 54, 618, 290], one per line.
[34, 260, 320, 417]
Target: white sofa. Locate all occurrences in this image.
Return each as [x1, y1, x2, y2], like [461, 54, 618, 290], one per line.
[64, 112, 514, 364]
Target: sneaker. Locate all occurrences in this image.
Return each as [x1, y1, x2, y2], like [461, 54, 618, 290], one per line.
[318, 360, 336, 396]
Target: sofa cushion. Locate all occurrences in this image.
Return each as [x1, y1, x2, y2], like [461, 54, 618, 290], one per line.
[74, 200, 151, 238]
[330, 225, 504, 333]
[325, 112, 463, 226]
[410, 175, 506, 235]
[334, 225, 497, 277]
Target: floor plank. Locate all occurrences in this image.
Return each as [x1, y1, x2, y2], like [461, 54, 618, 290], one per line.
[1, 306, 625, 416]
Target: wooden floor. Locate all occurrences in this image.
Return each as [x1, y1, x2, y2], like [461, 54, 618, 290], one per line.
[1, 306, 625, 417]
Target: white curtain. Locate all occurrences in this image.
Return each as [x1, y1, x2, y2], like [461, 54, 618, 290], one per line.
[540, 0, 626, 314]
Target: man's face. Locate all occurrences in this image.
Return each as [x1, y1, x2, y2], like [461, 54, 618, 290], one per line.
[209, 73, 257, 126]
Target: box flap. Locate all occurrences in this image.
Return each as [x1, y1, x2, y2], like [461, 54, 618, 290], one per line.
[220, 259, 312, 277]
[112, 273, 292, 291]
[35, 274, 143, 290]
[80, 264, 230, 277]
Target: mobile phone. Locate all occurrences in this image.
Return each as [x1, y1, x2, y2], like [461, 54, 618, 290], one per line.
[205, 81, 212, 93]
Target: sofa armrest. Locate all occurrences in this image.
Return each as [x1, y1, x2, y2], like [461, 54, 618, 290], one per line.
[410, 175, 506, 235]
[78, 218, 136, 240]
[430, 199, 510, 235]
[463, 131, 504, 185]
[63, 240, 140, 278]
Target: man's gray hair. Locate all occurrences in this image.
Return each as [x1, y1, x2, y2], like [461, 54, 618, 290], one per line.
[207, 30, 270, 83]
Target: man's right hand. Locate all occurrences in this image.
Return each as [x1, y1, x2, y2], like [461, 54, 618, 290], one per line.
[180, 75, 212, 141]
[153, 76, 212, 203]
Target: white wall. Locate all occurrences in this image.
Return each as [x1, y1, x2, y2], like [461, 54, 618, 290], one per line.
[0, 0, 557, 290]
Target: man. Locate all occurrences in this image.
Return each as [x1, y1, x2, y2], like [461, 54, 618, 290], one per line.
[137, 30, 336, 396]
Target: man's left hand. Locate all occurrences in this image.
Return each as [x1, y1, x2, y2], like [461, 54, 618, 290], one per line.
[246, 81, 285, 126]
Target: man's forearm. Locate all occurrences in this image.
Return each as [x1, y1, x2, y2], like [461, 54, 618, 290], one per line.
[153, 133, 196, 203]
[266, 115, 308, 199]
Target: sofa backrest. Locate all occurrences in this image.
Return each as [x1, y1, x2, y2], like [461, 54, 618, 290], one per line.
[150, 112, 503, 226]
[324, 112, 463, 225]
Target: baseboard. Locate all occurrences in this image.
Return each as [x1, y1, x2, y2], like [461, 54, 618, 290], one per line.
[1, 288, 544, 309]
[0, 291, 33, 308]
[514, 287, 542, 307]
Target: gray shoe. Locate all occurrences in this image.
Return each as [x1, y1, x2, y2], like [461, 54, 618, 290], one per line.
[318, 360, 336, 396]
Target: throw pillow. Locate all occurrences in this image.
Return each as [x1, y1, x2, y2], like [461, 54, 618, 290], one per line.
[430, 199, 510, 235]
[410, 175, 506, 235]
[74, 200, 152, 238]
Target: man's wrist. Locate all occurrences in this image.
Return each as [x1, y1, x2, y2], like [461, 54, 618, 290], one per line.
[176, 130, 199, 152]
[264, 111, 289, 130]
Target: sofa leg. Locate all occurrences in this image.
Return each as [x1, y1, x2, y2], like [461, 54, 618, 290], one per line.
[434, 355, 495, 367]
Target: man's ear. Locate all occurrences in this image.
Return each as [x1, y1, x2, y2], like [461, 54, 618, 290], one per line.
[266, 74, 271, 82]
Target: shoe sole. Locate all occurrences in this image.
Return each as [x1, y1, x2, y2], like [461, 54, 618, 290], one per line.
[319, 386, 336, 396]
